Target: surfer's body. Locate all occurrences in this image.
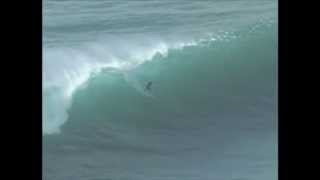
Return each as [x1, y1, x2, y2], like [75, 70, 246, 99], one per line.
[145, 81, 152, 91]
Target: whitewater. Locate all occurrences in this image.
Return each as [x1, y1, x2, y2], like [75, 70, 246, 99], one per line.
[43, 0, 277, 180]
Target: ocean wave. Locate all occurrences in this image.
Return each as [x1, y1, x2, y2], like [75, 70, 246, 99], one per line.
[43, 21, 276, 135]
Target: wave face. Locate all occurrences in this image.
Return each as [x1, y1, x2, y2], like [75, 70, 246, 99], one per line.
[43, 0, 277, 180]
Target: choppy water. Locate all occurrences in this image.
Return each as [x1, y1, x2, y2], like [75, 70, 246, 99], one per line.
[43, 0, 277, 180]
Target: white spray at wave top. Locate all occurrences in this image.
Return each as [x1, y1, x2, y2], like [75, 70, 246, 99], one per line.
[42, 33, 228, 135]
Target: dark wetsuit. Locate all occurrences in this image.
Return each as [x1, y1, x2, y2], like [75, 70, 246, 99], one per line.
[145, 81, 152, 91]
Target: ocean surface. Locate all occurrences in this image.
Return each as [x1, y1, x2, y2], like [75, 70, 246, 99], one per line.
[43, 0, 278, 179]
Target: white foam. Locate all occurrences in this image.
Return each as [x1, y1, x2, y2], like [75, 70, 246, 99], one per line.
[43, 34, 226, 135]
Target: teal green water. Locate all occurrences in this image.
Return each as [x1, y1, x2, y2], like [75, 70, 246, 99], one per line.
[43, 0, 277, 179]
[64, 23, 277, 132]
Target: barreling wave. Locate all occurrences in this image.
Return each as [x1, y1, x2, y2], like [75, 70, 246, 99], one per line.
[43, 20, 277, 135]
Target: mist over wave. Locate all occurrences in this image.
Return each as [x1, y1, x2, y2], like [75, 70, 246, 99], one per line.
[43, 0, 277, 179]
[43, 18, 275, 134]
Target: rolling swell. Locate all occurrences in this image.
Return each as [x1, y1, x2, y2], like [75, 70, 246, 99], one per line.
[43, 0, 278, 178]
[60, 22, 277, 136]
[44, 22, 277, 180]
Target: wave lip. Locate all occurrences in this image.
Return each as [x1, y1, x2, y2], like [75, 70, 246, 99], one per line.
[42, 19, 277, 135]
[42, 34, 223, 135]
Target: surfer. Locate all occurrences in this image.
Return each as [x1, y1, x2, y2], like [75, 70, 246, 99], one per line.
[145, 81, 152, 91]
